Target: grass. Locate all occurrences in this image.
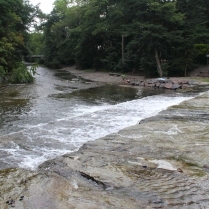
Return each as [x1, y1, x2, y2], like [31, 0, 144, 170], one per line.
[191, 77, 209, 83]
[200, 78, 209, 82]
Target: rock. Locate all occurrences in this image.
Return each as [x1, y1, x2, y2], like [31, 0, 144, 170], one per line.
[140, 81, 145, 86]
[145, 78, 199, 90]
[182, 84, 191, 88]
[109, 72, 121, 76]
[203, 164, 209, 169]
[19, 195, 24, 201]
[147, 84, 154, 87]
[181, 80, 189, 84]
[188, 80, 195, 85]
[134, 82, 140, 86]
[144, 81, 149, 87]
[177, 168, 183, 173]
[131, 82, 135, 86]
[71, 78, 79, 81]
[155, 82, 160, 88]
[159, 83, 165, 88]
[172, 84, 181, 90]
[164, 83, 173, 89]
[156, 78, 168, 83]
[164, 79, 171, 83]
[148, 80, 155, 84]
[1, 91, 209, 208]
[172, 80, 179, 84]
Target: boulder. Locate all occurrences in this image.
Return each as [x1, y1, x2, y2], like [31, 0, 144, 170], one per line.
[203, 164, 209, 169]
[164, 83, 173, 89]
[155, 82, 160, 88]
[72, 78, 79, 81]
[182, 84, 191, 88]
[188, 80, 195, 85]
[148, 80, 155, 84]
[156, 78, 169, 83]
[135, 82, 141, 86]
[140, 82, 144, 86]
[159, 83, 165, 88]
[147, 84, 154, 87]
[181, 80, 189, 84]
[172, 84, 181, 90]
[172, 80, 179, 84]
[131, 82, 135, 86]
[144, 81, 149, 87]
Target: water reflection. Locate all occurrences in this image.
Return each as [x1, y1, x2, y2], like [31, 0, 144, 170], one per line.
[50, 84, 171, 105]
[0, 85, 31, 129]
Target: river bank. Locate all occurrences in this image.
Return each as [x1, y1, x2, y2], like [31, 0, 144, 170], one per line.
[61, 66, 209, 93]
[63, 66, 209, 87]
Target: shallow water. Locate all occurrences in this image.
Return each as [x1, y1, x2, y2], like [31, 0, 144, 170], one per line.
[0, 67, 197, 170]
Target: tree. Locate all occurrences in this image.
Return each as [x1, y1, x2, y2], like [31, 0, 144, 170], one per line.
[0, 0, 39, 83]
[41, 0, 209, 77]
[124, 0, 184, 77]
[175, 0, 209, 76]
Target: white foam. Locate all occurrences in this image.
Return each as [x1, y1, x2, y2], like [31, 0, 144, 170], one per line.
[0, 94, 193, 170]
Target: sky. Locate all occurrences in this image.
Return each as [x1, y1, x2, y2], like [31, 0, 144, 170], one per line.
[29, 0, 55, 14]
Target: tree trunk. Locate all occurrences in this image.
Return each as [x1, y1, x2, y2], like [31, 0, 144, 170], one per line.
[185, 60, 187, 77]
[122, 35, 125, 65]
[154, 49, 163, 77]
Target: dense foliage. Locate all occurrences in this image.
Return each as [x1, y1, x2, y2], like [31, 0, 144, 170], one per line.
[3, 0, 209, 78]
[39, 0, 209, 76]
[0, 0, 39, 83]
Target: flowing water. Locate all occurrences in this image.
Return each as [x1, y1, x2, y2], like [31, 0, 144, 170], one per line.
[0, 67, 200, 170]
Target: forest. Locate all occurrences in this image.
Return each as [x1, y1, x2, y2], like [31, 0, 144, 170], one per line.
[1, 0, 209, 83]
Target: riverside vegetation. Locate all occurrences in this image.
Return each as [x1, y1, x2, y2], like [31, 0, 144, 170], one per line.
[1, 1, 209, 208]
[0, 0, 40, 83]
[1, 0, 209, 83]
[39, 0, 209, 78]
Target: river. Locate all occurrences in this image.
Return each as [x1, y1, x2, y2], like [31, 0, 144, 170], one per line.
[0, 67, 202, 170]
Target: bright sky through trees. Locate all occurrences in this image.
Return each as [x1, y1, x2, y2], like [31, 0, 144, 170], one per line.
[29, 0, 54, 14]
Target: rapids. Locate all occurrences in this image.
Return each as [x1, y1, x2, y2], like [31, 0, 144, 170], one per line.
[0, 67, 202, 170]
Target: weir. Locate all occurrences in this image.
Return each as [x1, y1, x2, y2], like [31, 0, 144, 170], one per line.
[0, 93, 209, 208]
[0, 67, 209, 208]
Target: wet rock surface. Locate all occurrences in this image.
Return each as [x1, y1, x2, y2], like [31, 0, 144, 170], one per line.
[130, 78, 200, 90]
[1, 91, 209, 208]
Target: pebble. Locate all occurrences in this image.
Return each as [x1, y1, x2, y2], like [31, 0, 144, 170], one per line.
[6, 198, 15, 205]
[19, 195, 24, 201]
[203, 164, 209, 169]
[177, 168, 183, 173]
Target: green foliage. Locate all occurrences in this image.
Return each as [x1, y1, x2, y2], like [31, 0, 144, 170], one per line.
[0, 0, 39, 83]
[28, 32, 44, 55]
[194, 44, 209, 64]
[40, 0, 209, 77]
[9, 63, 37, 84]
[0, 66, 6, 81]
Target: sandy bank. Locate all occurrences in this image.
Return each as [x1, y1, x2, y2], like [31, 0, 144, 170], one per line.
[63, 66, 144, 85]
[63, 66, 209, 88]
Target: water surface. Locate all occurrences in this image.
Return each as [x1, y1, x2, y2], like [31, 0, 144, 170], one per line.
[0, 67, 195, 170]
